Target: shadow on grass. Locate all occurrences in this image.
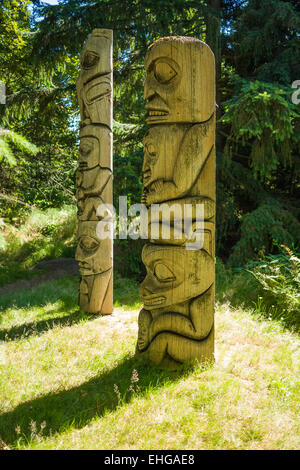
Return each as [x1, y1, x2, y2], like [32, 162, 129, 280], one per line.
[0, 276, 79, 310]
[0, 276, 90, 341]
[0, 275, 141, 343]
[0, 274, 141, 311]
[0, 353, 192, 448]
[0, 308, 93, 342]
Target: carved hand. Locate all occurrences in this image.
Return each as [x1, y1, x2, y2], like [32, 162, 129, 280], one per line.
[141, 188, 148, 205]
[137, 309, 152, 350]
[146, 179, 165, 205]
[146, 179, 182, 205]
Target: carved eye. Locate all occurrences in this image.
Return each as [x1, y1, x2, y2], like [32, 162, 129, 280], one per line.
[147, 144, 156, 156]
[82, 51, 99, 69]
[154, 61, 177, 83]
[154, 263, 175, 282]
[146, 143, 158, 164]
[80, 236, 99, 251]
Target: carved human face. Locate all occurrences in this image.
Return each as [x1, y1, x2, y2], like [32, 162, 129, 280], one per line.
[78, 137, 99, 170]
[78, 125, 112, 170]
[78, 30, 112, 86]
[77, 30, 113, 127]
[144, 38, 215, 124]
[142, 131, 159, 189]
[142, 125, 185, 189]
[77, 196, 105, 221]
[140, 244, 214, 309]
[75, 221, 112, 276]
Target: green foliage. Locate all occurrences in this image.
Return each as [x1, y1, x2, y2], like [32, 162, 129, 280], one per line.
[0, 0, 79, 219]
[113, 150, 143, 207]
[215, 256, 232, 300]
[0, 137, 16, 167]
[114, 239, 145, 280]
[0, 218, 6, 251]
[216, 0, 300, 267]
[0, 128, 39, 166]
[249, 245, 300, 331]
[233, 0, 300, 84]
[221, 79, 300, 178]
[215, 245, 300, 332]
[229, 200, 300, 267]
[0, 0, 299, 270]
[0, 0, 31, 60]
[0, 205, 77, 286]
[215, 256, 261, 308]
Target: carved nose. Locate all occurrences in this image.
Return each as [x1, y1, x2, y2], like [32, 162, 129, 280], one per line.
[75, 245, 83, 261]
[142, 158, 150, 172]
[144, 83, 156, 101]
[140, 280, 153, 295]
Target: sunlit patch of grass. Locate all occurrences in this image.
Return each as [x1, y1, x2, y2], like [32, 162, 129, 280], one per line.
[113, 275, 142, 310]
[0, 277, 299, 450]
[0, 206, 77, 286]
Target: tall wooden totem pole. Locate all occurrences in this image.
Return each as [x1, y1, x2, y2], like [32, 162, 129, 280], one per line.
[137, 37, 216, 368]
[76, 29, 113, 314]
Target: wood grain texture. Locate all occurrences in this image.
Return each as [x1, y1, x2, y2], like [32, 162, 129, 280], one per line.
[137, 36, 216, 368]
[76, 29, 113, 314]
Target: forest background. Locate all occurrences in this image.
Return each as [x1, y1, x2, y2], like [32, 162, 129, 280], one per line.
[0, 0, 299, 328]
[0, 1, 299, 451]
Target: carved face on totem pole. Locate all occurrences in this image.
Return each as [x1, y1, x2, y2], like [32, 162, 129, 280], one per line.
[144, 37, 215, 124]
[78, 125, 112, 170]
[142, 125, 184, 189]
[75, 221, 112, 276]
[76, 29, 113, 127]
[140, 244, 214, 309]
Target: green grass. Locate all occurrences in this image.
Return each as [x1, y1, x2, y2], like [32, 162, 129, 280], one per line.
[0, 275, 299, 450]
[0, 206, 77, 286]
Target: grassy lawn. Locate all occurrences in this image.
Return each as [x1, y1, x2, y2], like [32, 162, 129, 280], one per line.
[0, 275, 299, 450]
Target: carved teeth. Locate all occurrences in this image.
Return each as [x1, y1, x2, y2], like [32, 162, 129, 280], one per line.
[144, 296, 166, 306]
[149, 111, 168, 116]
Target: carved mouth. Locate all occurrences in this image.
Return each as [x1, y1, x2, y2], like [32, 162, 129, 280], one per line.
[78, 261, 93, 274]
[143, 295, 166, 306]
[148, 110, 168, 116]
[146, 107, 169, 120]
[145, 95, 169, 119]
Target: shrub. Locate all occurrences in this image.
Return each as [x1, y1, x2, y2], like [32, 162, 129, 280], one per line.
[248, 245, 300, 331]
[0, 205, 77, 286]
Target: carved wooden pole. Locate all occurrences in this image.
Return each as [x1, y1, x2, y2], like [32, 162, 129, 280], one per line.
[137, 37, 215, 368]
[76, 29, 113, 314]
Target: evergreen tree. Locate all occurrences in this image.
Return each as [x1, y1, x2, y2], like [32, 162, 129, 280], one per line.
[0, 0, 299, 266]
[217, 0, 300, 265]
[0, 0, 78, 217]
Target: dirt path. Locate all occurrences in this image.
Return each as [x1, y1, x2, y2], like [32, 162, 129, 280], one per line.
[0, 258, 79, 296]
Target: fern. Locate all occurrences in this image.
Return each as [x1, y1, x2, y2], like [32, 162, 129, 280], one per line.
[249, 245, 300, 330]
[0, 128, 39, 166]
[0, 137, 16, 166]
